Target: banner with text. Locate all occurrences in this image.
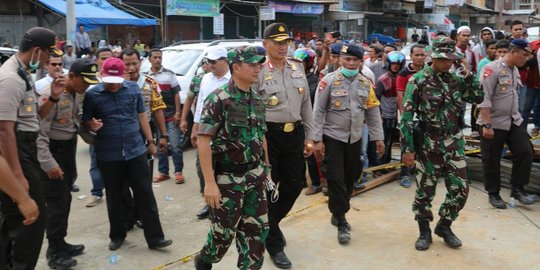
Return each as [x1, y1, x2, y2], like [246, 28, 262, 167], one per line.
[166, 0, 219, 17]
[268, 1, 324, 15]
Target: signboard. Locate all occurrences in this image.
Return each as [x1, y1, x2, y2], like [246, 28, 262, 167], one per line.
[166, 0, 219, 17]
[260, 6, 276, 21]
[424, 0, 434, 8]
[435, 6, 450, 15]
[268, 1, 324, 15]
[415, 13, 446, 25]
[213, 14, 224, 35]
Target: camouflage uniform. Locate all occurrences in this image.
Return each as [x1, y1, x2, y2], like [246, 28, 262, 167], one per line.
[400, 39, 484, 222]
[197, 47, 269, 270]
[189, 73, 204, 100]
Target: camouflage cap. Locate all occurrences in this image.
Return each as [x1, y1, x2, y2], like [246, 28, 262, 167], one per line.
[431, 37, 463, 60]
[227, 46, 266, 64]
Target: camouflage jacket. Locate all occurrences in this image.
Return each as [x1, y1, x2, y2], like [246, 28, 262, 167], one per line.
[188, 73, 204, 98]
[198, 79, 267, 165]
[400, 66, 484, 153]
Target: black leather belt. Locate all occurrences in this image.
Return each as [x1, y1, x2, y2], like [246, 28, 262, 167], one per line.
[419, 122, 460, 136]
[266, 121, 302, 133]
[214, 161, 259, 174]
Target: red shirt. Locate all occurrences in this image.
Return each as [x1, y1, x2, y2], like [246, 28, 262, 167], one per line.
[396, 63, 421, 92]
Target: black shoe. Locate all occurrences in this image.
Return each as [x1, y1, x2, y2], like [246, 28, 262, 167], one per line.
[124, 222, 134, 232]
[62, 242, 85, 257]
[337, 222, 351, 244]
[270, 251, 292, 269]
[434, 219, 462, 248]
[47, 251, 77, 270]
[135, 220, 144, 229]
[108, 239, 124, 251]
[330, 215, 351, 231]
[415, 220, 432, 251]
[511, 189, 536, 205]
[196, 205, 210, 219]
[489, 194, 507, 209]
[194, 254, 212, 270]
[148, 238, 173, 249]
[70, 184, 79, 192]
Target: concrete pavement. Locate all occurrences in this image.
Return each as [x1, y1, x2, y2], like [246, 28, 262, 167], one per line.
[35, 142, 540, 270]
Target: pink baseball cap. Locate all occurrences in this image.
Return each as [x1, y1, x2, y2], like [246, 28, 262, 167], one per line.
[101, 57, 125, 84]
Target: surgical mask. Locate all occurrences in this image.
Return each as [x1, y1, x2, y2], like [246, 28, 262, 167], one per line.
[341, 67, 359, 77]
[28, 49, 41, 71]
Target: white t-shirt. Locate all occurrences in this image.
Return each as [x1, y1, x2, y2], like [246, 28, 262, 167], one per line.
[35, 75, 54, 95]
[193, 71, 231, 123]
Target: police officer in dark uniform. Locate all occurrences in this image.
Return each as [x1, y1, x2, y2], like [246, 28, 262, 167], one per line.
[0, 27, 64, 270]
[257, 23, 315, 269]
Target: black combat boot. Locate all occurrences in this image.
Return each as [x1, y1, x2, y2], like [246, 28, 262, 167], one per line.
[511, 186, 536, 205]
[59, 240, 85, 257]
[415, 220, 432, 251]
[337, 222, 351, 245]
[194, 254, 212, 270]
[434, 219, 462, 248]
[47, 247, 77, 270]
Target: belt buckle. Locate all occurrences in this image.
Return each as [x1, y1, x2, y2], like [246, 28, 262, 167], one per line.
[283, 122, 295, 132]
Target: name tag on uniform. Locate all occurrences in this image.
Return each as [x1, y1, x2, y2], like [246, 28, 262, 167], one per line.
[332, 90, 348, 96]
[291, 71, 303, 78]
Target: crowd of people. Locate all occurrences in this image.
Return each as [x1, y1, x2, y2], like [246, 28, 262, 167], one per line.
[0, 20, 538, 270]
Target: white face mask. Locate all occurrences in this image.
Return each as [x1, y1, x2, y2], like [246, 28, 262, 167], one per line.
[28, 48, 41, 71]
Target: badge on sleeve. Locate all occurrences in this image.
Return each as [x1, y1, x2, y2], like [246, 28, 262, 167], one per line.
[298, 87, 304, 94]
[483, 67, 493, 79]
[318, 80, 328, 93]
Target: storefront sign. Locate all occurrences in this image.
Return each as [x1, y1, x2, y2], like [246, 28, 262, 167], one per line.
[213, 14, 224, 35]
[166, 0, 219, 17]
[268, 1, 324, 15]
[415, 13, 446, 25]
[260, 6, 276, 21]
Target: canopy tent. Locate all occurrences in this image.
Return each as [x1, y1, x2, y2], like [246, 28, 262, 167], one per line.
[38, 0, 157, 31]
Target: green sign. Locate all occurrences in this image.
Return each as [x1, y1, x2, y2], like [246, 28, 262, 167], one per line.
[166, 0, 220, 17]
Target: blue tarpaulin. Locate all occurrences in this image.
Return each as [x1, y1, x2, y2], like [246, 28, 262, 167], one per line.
[38, 0, 157, 30]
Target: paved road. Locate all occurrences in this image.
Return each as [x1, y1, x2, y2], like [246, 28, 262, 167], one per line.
[35, 141, 540, 270]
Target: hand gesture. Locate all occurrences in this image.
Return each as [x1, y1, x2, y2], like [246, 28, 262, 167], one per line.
[88, 118, 103, 132]
[46, 166, 64, 180]
[50, 74, 66, 98]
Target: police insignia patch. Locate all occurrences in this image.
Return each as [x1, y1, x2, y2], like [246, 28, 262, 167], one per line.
[483, 68, 493, 79]
[318, 80, 328, 93]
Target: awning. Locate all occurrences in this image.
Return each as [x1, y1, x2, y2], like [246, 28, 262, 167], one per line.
[464, 3, 494, 12]
[38, 0, 158, 30]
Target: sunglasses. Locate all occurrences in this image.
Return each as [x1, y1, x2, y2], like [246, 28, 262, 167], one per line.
[207, 57, 226, 65]
[49, 63, 63, 67]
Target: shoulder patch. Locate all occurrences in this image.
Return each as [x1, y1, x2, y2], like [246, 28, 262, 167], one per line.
[318, 80, 328, 93]
[483, 68, 493, 79]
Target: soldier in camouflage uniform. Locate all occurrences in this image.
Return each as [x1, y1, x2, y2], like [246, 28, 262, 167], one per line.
[400, 38, 484, 251]
[194, 46, 270, 270]
[181, 60, 213, 219]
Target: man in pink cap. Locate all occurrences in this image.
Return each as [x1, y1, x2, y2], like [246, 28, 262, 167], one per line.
[82, 57, 172, 251]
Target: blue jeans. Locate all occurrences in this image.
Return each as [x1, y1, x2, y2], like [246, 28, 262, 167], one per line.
[157, 121, 184, 174]
[89, 145, 104, 197]
[520, 87, 540, 128]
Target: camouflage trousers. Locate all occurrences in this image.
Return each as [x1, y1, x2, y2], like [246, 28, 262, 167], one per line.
[201, 165, 269, 270]
[413, 148, 469, 222]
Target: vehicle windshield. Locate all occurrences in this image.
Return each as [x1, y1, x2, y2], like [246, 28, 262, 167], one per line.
[161, 49, 203, 76]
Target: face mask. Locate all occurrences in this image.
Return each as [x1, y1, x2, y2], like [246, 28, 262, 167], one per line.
[28, 49, 41, 71]
[341, 67, 359, 77]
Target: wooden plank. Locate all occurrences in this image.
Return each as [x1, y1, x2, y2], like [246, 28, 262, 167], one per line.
[351, 170, 400, 197]
[363, 162, 402, 173]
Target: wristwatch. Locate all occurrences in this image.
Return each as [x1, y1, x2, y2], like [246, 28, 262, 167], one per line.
[48, 96, 60, 103]
[482, 123, 492, 129]
[160, 134, 169, 139]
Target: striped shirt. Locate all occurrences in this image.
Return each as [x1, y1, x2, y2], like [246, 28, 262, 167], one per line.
[146, 67, 181, 121]
[82, 81, 147, 161]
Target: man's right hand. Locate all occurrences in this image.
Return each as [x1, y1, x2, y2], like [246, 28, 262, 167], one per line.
[180, 120, 187, 134]
[47, 166, 64, 180]
[402, 152, 416, 168]
[204, 182, 221, 209]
